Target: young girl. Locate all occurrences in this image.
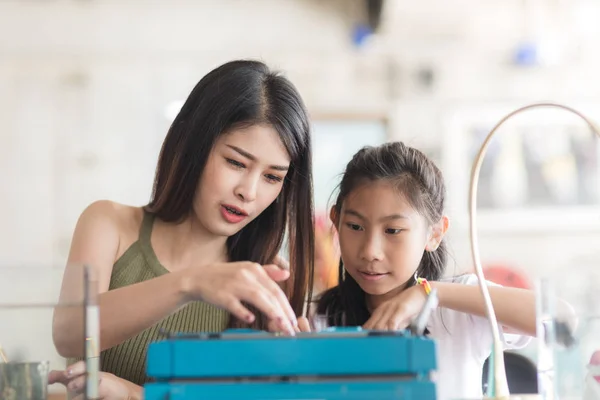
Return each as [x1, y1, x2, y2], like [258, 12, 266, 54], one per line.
[315, 142, 571, 400]
[49, 60, 315, 399]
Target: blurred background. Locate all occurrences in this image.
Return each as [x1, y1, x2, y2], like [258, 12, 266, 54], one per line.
[0, 0, 599, 397]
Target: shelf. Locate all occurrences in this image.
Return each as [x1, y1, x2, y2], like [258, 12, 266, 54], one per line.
[450, 206, 600, 235]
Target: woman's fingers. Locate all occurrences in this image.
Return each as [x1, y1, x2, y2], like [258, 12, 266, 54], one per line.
[271, 255, 290, 271]
[48, 360, 86, 385]
[220, 295, 255, 324]
[232, 263, 295, 335]
[260, 264, 297, 325]
[48, 370, 69, 385]
[238, 287, 295, 335]
[297, 316, 311, 332]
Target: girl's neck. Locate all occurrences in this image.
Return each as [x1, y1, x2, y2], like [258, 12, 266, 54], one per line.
[152, 214, 229, 271]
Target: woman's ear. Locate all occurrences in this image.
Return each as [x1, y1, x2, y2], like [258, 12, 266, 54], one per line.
[329, 206, 339, 228]
[426, 215, 449, 252]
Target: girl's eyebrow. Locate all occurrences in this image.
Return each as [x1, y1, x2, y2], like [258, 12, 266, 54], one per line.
[344, 209, 409, 221]
[344, 209, 365, 220]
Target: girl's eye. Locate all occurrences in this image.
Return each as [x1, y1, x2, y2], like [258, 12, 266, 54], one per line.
[385, 228, 403, 235]
[346, 223, 363, 231]
[226, 158, 245, 168]
[265, 174, 283, 183]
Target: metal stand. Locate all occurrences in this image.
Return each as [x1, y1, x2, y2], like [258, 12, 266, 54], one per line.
[468, 102, 600, 399]
[84, 265, 100, 399]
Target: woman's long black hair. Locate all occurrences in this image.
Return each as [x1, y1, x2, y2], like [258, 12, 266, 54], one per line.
[146, 60, 314, 328]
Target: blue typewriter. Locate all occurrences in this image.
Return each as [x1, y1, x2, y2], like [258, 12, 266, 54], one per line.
[144, 327, 437, 400]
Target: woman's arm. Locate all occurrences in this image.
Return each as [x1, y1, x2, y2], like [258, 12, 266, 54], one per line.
[431, 280, 576, 337]
[53, 201, 298, 358]
[121, 380, 144, 400]
[52, 201, 190, 358]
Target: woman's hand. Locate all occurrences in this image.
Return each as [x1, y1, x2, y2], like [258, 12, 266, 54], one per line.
[267, 315, 311, 333]
[48, 361, 141, 400]
[363, 285, 427, 330]
[272, 254, 290, 271]
[297, 316, 311, 332]
[181, 261, 297, 335]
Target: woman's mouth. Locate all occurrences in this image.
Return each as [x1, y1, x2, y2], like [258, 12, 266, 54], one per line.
[220, 204, 248, 224]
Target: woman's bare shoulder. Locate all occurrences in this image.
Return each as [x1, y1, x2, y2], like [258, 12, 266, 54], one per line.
[75, 200, 145, 259]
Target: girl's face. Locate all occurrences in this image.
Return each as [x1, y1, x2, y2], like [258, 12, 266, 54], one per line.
[194, 124, 291, 237]
[332, 180, 446, 304]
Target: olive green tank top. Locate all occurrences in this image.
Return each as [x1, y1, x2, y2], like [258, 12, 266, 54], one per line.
[98, 210, 229, 385]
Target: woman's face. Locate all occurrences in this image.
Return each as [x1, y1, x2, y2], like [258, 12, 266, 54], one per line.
[194, 124, 291, 237]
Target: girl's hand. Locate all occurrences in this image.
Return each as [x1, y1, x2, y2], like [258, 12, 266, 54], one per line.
[181, 261, 297, 335]
[363, 285, 428, 331]
[48, 361, 140, 400]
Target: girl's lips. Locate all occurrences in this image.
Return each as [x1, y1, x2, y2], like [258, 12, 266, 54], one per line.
[358, 271, 389, 281]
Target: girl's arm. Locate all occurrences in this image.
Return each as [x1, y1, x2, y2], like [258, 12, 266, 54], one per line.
[431, 280, 576, 336]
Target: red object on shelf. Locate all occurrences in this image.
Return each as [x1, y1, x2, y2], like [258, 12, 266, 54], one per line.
[590, 351, 600, 383]
[313, 213, 340, 293]
[483, 264, 532, 290]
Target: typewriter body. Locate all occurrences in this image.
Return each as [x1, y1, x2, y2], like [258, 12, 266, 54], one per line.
[144, 327, 437, 400]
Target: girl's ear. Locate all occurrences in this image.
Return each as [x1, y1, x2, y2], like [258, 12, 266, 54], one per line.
[329, 206, 339, 228]
[426, 215, 449, 252]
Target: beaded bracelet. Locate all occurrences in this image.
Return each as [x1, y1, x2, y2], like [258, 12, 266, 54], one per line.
[416, 277, 432, 295]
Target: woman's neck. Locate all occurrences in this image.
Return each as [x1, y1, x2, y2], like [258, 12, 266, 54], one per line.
[152, 215, 229, 271]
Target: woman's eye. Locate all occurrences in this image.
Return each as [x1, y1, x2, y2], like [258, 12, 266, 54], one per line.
[265, 174, 283, 183]
[226, 158, 245, 168]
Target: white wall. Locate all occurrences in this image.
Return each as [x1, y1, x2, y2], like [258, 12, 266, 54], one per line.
[0, 0, 391, 384]
[0, 0, 391, 267]
[1, 0, 599, 395]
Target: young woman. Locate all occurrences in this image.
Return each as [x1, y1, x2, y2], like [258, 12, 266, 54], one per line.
[50, 60, 315, 399]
